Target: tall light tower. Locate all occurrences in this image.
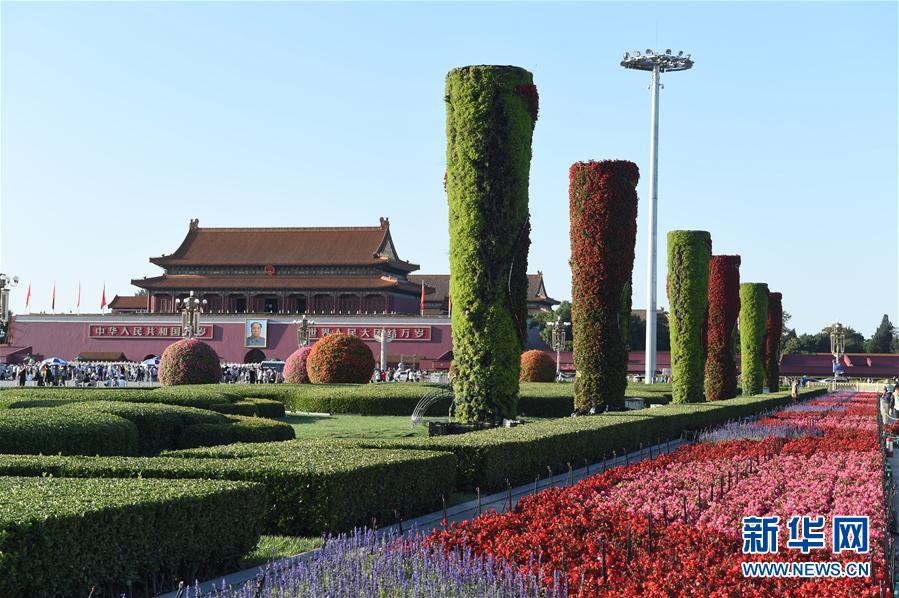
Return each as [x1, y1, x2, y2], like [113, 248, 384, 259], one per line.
[621, 48, 693, 384]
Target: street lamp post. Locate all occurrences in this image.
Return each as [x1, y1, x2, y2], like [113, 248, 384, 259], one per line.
[175, 291, 207, 339]
[830, 322, 846, 381]
[621, 49, 693, 384]
[0, 273, 19, 343]
[294, 315, 315, 348]
[550, 317, 570, 381]
[373, 328, 394, 371]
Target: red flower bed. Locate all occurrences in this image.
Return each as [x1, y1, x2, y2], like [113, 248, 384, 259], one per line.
[428, 392, 889, 596]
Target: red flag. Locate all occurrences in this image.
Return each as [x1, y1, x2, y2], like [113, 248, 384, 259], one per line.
[843, 354, 853, 367]
[867, 357, 873, 367]
[51, 283, 56, 311]
[76, 282, 81, 309]
[24, 282, 31, 309]
[100, 284, 107, 310]
[420, 281, 425, 316]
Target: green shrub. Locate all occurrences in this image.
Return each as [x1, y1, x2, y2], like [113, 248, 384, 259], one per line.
[667, 230, 712, 403]
[519, 350, 557, 382]
[0, 408, 138, 456]
[0, 476, 264, 596]
[569, 160, 640, 412]
[0, 449, 456, 536]
[209, 398, 286, 418]
[179, 415, 295, 449]
[740, 282, 769, 395]
[307, 333, 376, 384]
[446, 65, 537, 423]
[159, 338, 222, 386]
[317, 388, 825, 491]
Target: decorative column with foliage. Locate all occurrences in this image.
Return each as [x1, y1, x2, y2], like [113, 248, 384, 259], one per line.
[569, 160, 640, 411]
[739, 282, 769, 396]
[666, 230, 712, 403]
[445, 65, 538, 423]
[764, 291, 783, 392]
[704, 255, 741, 401]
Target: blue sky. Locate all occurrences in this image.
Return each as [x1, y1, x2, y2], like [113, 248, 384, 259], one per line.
[1, 1, 896, 335]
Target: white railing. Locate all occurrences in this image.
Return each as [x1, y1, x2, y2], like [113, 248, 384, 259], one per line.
[804, 381, 884, 393]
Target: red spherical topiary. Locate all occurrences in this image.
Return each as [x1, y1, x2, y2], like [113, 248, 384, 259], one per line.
[158, 338, 222, 386]
[519, 350, 556, 382]
[284, 346, 313, 384]
[306, 333, 375, 384]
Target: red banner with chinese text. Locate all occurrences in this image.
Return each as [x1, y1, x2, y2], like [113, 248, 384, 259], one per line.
[89, 324, 214, 339]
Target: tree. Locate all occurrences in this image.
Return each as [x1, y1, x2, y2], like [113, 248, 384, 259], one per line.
[530, 301, 573, 350]
[865, 315, 895, 354]
[627, 311, 671, 351]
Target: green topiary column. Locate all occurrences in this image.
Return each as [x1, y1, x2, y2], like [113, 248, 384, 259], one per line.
[765, 291, 783, 392]
[739, 283, 769, 396]
[445, 65, 538, 423]
[569, 160, 640, 412]
[666, 230, 712, 403]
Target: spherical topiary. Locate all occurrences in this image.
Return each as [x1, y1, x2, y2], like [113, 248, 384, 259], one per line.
[306, 333, 375, 384]
[284, 346, 313, 384]
[520, 350, 557, 382]
[158, 338, 222, 386]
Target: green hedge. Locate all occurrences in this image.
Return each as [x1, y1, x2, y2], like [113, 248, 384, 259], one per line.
[208, 397, 286, 418]
[296, 388, 825, 492]
[446, 65, 537, 423]
[0, 476, 264, 596]
[740, 282, 769, 395]
[0, 407, 138, 456]
[0, 448, 456, 536]
[179, 415, 295, 449]
[0, 402, 294, 456]
[0, 385, 243, 409]
[667, 230, 712, 403]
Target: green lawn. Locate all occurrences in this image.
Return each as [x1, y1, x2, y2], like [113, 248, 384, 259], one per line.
[282, 413, 445, 439]
[240, 535, 323, 568]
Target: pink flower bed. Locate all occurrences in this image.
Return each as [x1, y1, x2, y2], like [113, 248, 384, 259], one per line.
[429, 391, 890, 596]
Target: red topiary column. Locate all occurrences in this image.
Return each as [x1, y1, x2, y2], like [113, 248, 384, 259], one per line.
[704, 255, 741, 401]
[765, 291, 783, 392]
[569, 160, 640, 411]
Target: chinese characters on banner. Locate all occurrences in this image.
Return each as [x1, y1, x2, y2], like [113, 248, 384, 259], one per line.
[307, 325, 431, 342]
[89, 324, 214, 339]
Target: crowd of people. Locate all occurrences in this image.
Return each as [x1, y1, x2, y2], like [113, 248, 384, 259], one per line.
[0, 360, 438, 386]
[371, 365, 429, 383]
[1, 361, 159, 387]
